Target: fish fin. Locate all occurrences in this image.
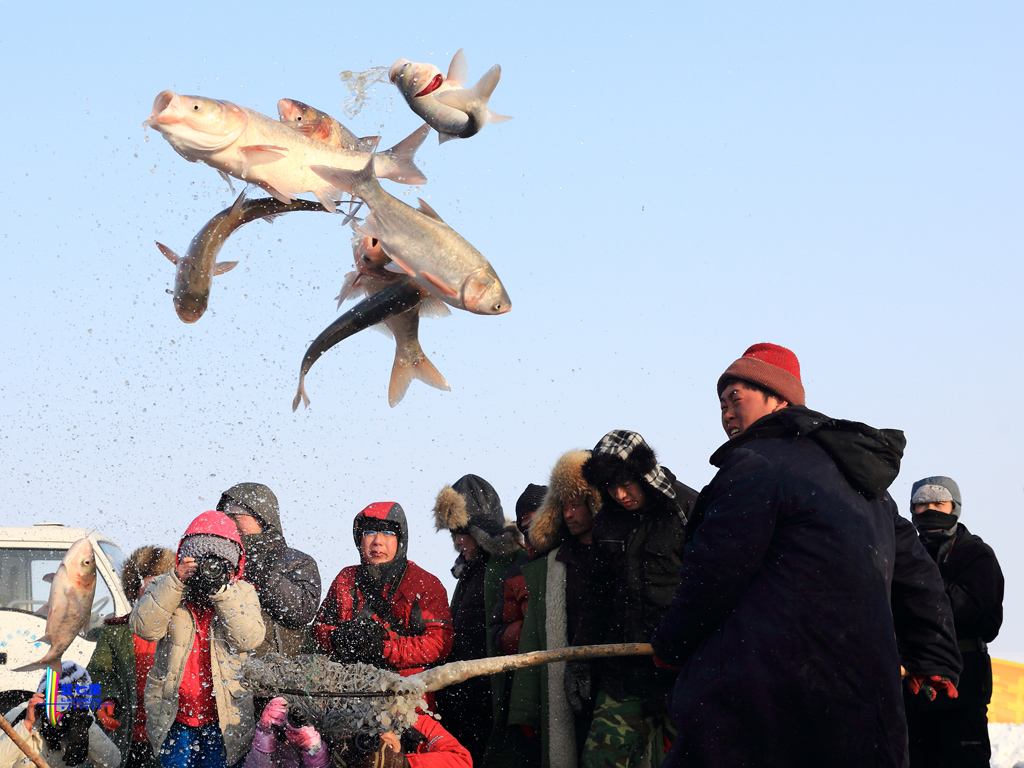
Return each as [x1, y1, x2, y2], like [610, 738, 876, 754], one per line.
[356, 211, 380, 240]
[313, 190, 338, 213]
[387, 253, 417, 277]
[156, 242, 180, 266]
[434, 88, 474, 113]
[311, 152, 377, 197]
[487, 111, 513, 124]
[335, 272, 363, 308]
[371, 322, 395, 339]
[419, 297, 452, 318]
[421, 270, 460, 299]
[416, 198, 445, 222]
[218, 171, 236, 192]
[12, 660, 51, 673]
[260, 183, 294, 205]
[339, 198, 364, 226]
[379, 124, 430, 185]
[388, 346, 450, 407]
[239, 144, 289, 157]
[436, 64, 503, 114]
[291, 374, 310, 412]
[356, 136, 381, 152]
[213, 261, 238, 276]
[37, 634, 52, 646]
[227, 188, 248, 216]
[438, 131, 460, 144]
[446, 48, 469, 87]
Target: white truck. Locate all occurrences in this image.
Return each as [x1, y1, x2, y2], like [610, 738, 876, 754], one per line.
[0, 524, 132, 714]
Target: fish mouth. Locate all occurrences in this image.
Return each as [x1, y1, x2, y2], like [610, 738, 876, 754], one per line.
[174, 299, 205, 324]
[388, 60, 410, 84]
[149, 90, 178, 126]
[415, 73, 444, 97]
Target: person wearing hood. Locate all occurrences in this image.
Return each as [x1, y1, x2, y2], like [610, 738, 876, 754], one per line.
[130, 511, 266, 768]
[216, 483, 321, 658]
[507, 450, 604, 768]
[483, 482, 548, 768]
[904, 476, 1004, 767]
[575, 433, 697, 768]
[311, 502, 453, 682]
[651, 343, 961, 767]
[88, 546, 177, 768]
[1, 662, 121, 768]
[432, 474, 524, 767]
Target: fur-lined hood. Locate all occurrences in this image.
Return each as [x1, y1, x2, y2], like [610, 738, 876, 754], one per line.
[529, 450, 602, 554]
[433, 474, 523, 557]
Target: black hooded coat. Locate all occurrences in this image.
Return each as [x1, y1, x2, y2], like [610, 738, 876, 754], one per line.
[651, 407, 961, 768]
[218, 483, 322, 657]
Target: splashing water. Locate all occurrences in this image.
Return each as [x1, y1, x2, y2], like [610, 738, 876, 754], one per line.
[338, 66, 390, 119]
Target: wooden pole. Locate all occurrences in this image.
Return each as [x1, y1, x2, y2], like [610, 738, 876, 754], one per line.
[0, 713, 50, 768]
[413, 642, 654, 693]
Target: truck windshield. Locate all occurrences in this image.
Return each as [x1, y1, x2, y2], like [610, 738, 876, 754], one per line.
[0, 547, 117, 632]
[98, 541, 126, 579]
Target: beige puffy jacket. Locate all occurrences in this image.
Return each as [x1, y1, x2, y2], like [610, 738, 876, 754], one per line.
[0, 702, 121, 768]
[129, 572, 266, 765]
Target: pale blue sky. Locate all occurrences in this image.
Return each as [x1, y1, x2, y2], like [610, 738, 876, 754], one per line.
[1, 3, 1020, 656]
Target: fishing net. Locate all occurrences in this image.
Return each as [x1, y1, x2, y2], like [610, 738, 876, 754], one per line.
[242, 653, 426, 740]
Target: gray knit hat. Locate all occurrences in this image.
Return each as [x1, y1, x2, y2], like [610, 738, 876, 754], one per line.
[179, 534, 241, 568]
[911, 476, 962, 518]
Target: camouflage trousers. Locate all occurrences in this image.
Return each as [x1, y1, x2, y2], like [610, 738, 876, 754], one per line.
[581, 691, 675, 768]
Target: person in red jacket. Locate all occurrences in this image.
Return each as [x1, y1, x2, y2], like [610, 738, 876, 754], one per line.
[326, 712, 471, 768]
[312, 502, 453, 678]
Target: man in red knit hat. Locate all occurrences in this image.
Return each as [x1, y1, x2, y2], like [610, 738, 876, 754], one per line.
[651, 342, 962, 768]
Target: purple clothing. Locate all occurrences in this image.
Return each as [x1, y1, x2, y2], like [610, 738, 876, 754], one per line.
[244, 727, 330, 768]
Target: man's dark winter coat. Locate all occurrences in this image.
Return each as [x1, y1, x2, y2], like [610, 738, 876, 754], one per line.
[652, 407, 961, 768]
[218, 483, 321, 656]
[905, 522, 1004, 767]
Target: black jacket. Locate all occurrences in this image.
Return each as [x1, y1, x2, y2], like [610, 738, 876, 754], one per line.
[582, 472, 697, 699]
[652, 407, 960, 768]
[933, 523, 1003, 645]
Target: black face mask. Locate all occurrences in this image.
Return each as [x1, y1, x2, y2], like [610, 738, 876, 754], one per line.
[913, 510, 958, 534]
[186, 554, 232, 602]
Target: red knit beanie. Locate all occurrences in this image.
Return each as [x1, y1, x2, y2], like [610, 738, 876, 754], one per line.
[717, 343, 805, 406]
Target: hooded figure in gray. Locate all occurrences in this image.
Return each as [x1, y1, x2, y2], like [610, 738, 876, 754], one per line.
[217, 482, 322, 656]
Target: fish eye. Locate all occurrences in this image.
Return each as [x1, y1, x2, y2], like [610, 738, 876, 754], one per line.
[192, 104, 200, 111]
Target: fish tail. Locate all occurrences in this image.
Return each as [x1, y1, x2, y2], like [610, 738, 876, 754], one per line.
[380, 123, 430, 185]
[291, 374, 310, 412]
[388, 344, 450, 407]
[310, 151, 377, 199]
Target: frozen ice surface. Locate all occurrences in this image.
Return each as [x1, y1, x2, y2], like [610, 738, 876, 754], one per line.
[990, 723, 1024, 767]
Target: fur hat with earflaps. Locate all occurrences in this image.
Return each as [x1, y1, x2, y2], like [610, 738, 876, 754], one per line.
[582, 430, 677, 501]
[529, 449, 603, 554]
[433, 474, 523, 556]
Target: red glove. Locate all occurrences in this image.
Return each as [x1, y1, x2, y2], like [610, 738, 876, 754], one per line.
[906, 674, 959, 702]
[653, 656, 681, 671]
[96, 700, 121, 731]
[259, 697, 289, 729]
[284, 722, 322, 753]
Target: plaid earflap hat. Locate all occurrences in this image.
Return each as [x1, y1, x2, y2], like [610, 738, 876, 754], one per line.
[582, 430, 677, 500]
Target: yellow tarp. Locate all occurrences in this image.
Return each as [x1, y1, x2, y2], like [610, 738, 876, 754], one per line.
[990, 657, 1024, 723]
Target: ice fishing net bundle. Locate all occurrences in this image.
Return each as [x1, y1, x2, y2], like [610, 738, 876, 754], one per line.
[242, 653, 427, 740]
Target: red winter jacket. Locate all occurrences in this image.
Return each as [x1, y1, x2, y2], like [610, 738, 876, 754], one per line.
[312, 561, 453, 676]
[406, 713, 472, 767]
